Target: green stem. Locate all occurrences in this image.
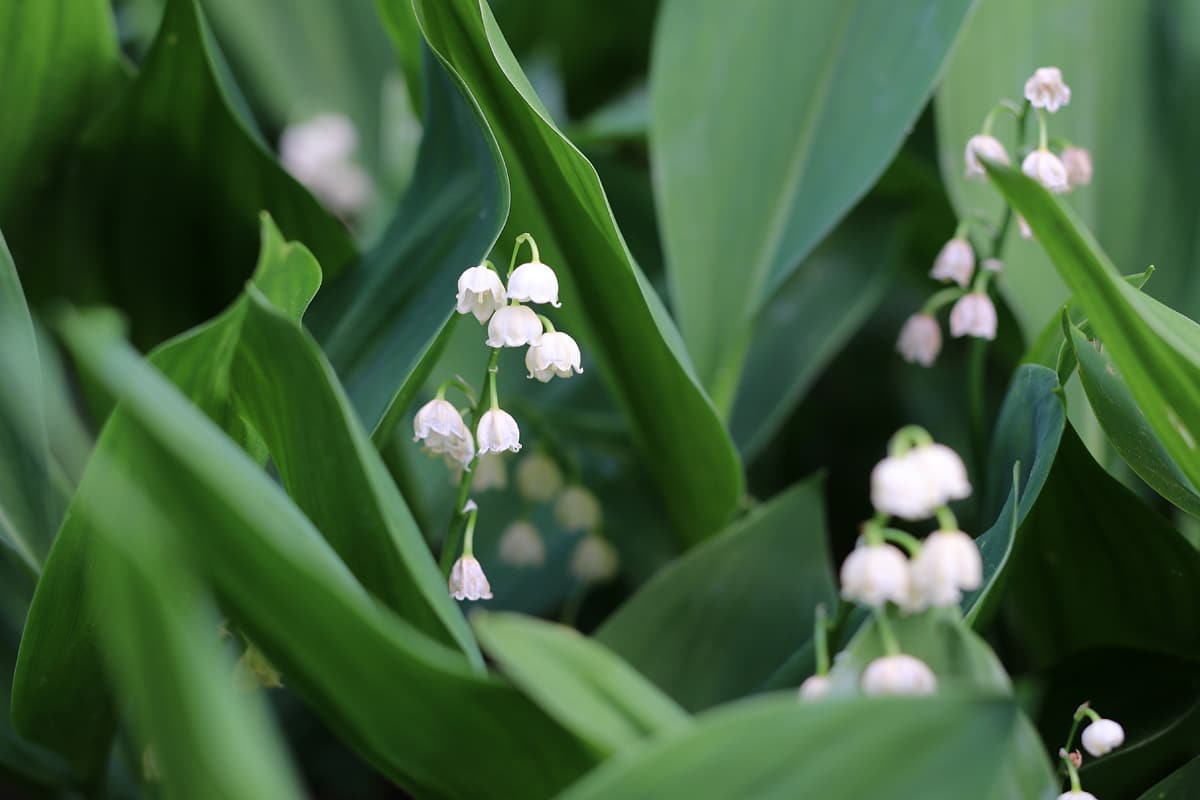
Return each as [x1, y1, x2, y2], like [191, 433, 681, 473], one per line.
[888, 425, 933, 457]
[536, 313, 556, 333]
[462, 504, 479, 556]
[1064, 758, 1083, 793]
[921, 287, 967, 316]
[509, 233, 540, 276]
[814, 604, 831, 675]
[873, 608, 901, 655]
[1061, 703, 1090, 757]
[1037, 108, 1049, 151]
[879, 528, 923, 557]
[935, 506, 959, 532]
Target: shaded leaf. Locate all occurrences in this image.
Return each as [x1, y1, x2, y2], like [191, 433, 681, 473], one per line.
[1137, 755, 1200, 799]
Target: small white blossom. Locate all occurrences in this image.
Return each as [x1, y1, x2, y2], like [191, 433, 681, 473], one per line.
[982, 258, 1003, 274]
[515, 453, 564, 503]
[910, 529, 983, 608]
[1057, 793, 1097, 800]
[912, 444, 972, 504]
[1022, 149, 1070, 194]
[570, 534, 618, 583]
[456, 265, 507, 323]
[861, 654, 938, 696]
[871, 444, 970, 520]
[555, 485, 603, 532]
[1062, 146, 1093, 187]
[840, 544, 910, 608]
[949, 292, 998, 340]
[1018, 215, 1034, 240]
[486, 304, 544, 348]
[498, 521, 545, 567]
[507, 261, 561, 307]
[471, 453, 507, 491]
[1081, 719, 1125, 757]
[964, 134, 1010, 178]
[413, 399, 474, 468]
[526, 331, 583, 382]
[279, 113, 372, 217]
[477, 408, 521, 454]
[896, 313, 942, 367]
[1024, 67, 1071, 112]
[798, 674, 832, 702]
[930, 238, 975, 288]
[448, 555, 493, 601]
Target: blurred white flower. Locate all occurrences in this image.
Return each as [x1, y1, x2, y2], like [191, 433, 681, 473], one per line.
[449, 555, 493, 601]
[798, 674, 832, 702]
[1057, 793, 1097, 800]
[1022, 149, 1070, 194]
[476, 408, 521, 454]
[555, 485, 603, 532]
[910, 529, 983, 607]
[949, 292, 998, 340]
[982, 258, 1003, 274]
[515, 452, 564, 503]
[456, 265, 507, 323]
[413, 398, 474, 468]
[872, 443, 970, 520]
[486, 304, 544, 348]
[1062, 146, 1093, 187]
[912, 444, 972, 504]
[896, 313, 942, 367]
[1018, 215, 1034, 240]
[498, 521, 545, 568]
[1081, 719, 1125, 757]
[930, 237, 975, 288]
[279, 113, 372, 217]
[963, 134, 1010, 178]
[526, 331, 583, 382]
[839, 543, 910, 608]
[507, 261, 561, 307]
[570, 534, 619, 583]
[861, 654, 937, 696]
[1024, 67, 1072, 112]
[471, 453, 508, 491]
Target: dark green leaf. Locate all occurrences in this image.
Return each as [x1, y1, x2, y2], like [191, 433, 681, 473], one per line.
[1137, 755, 1200, 799]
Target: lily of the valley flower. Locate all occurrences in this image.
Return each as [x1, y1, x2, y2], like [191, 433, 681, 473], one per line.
[279, 113, 372, 217]
[1024, 67, 1072, 112]
[515, 452, 564, 503]
[1062, 146, 1093, 187]
[448, 555, 493, 601]
[413, 398, 475, 468]
[555, 485, 603, 532]
[896, 313, 942, 367]
[839, 543, 910, 608]
[797, 674, 832, 702]
[486, 304, 544, 348]
[456, 265, 507, 323]
[964, 134, 1010, 178]
[861, 654, 938, 696]
[526, 331, 583, 382]
[871, 442, 971, 521]
[498, 520, 546, 568]
[930, 237, 975, 287]
[507, 261, 562, 307]
[949, 292, 998, 340]
[570, 534, 619, 582]
[1081, 718, 1125, 757]
[477, 408, 522, 454]
[1022, 149, 1070, 194]
[909, 529, 983, 607]
[912, 444, 972, 502]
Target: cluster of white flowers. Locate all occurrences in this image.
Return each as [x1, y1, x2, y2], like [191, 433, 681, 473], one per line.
[1056, 703, 1125, 799]
[279, 113, 373, 218]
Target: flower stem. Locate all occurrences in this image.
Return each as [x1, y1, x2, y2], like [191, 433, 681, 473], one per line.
[935, 506, 959, 532]
[509, 233, 540, 276]
[462, 504, 479, 557]
[879, 528, 923, 557]
[921, 287, 967, 316]
[536, 313, 556, 333]
[873, 607, 901, 656]
[814, 604, 831, 675]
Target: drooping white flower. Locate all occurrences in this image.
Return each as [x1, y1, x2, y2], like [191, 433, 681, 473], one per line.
[498, 521, 545, 568]
[982, 258, 1003, 274]
[471, 453, 508, 491]
[896, 313, 942, 367]
[797, 674, 832, 702]
[839, 543, 911, 608]
[930, 238, 975, 288]
[570, 534, 619, 583]
[413, 398, 475, 468]
[448, 555, 493, 601]
[964, 134, 1010, 179]
[949, 292, 998, 340]
[861, 654, 938, 696]
[555, 485, 603, 532]
[515, 452, 564, 503]
[279, 113, 372, 217]
[1056, 793, 1097, 800]
[456, 265, 507, 323]
[1024, 67, 1072, 112]
[911, 444, 972, 504]
[486, 304, 544, 348]
[1018, 215, 1034, 240]
[476, 408, 521, 454]
[1062, 146, 1093, 187]
[1081, 719, 1125, 757]
[871, 443, 971, 520]
[1022, 149, 1070, 194]
[507, 261, 561, 307]
[910, 529, 983, 608]
[526, 331, 583, 382]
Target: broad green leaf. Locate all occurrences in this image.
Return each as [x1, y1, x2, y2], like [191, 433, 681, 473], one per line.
[557, 694, 1049, 800]
[1138, 755, 1200, 799]
[409, 0, 743, 541]
[374, 0, 425, 118]
[596, 479, 836, 711]
[472, 612, 690, 755]
[651, 0, 977, 400]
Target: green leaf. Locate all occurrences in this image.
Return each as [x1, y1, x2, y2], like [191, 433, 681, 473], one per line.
[596, 479, 836, 712]
[1138, 755, 1200, 799]
[472, 612, 690, 755]
[408, 0, 743, 541]
[650, 0, 977, 400]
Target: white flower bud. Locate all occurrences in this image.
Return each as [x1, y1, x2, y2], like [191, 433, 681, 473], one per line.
[507, 261, 561, 307]
[498, 521, 545, 567]
[413, 399, 474, 468]
[1062, 146, 1093, 187]
[861, 654, 938, 696]
[797, 674, 832, 702]
[1018, 214, 1034, 240]
[896, 313, 942, 367]
[910, 529, 983, 607]
[525, 331, 583, 382]
[839, 544, 910, 608]
[1022, 149, 1070, 194]
[448, 555, 493, 601]
[1024, 67, 1072, 112]
[515, 453, 563, 503]
[455, 265, 507, 323]
[279, 113, 372, 217]
[930, 238, 975, 287]
[471, 453, 507, 491]
[982, 258, 1003, 274]
[486, 304, 544, 348]
[964, 134, 1010, 179]
[1081, 719, 1125, 757]
[1057, 793, 1097, 800]
[476, 408, 521, 454]
[949, 292, 998, 340]
[570, 534, 618, 583]
[555, 485, 603, 532]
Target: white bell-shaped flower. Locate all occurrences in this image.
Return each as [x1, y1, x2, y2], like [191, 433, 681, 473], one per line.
[949, 292, 998, 340]
[912, 444, 972, 504]
[515, 452, 564, 503]
[1062, 146, 1093, 187]
[476, 408, 521, 454]
[797, 674, 832, 702]
[871, 454, 938, 520]
[1056, 793, 1097, 800]
[963, 134, 1010, 179]
[570, 534, 619, 583]
[498, 521, 545, 568]
[1081, 718, 1125, 757]
[839, 543, 911, 607]
[448, 555, 493, 601]
[861, 654, 938, 696]
[910, 529, 983, 607]
[1018, 215, 1034, 240]
[456, 265, 507, 323]
[1024, 67, 1072, 112]
[507, 261, 561, 307]
[486, 304, 544, 348]
[1022, 149, 1070, 194]
[555, 485, 603, 532]
[471, 453, 507, 491]
[413, 398, 474, 468]
[526, 331, 583, 382]
[930, 238, 975, 288]
[896, 313, 942, 367]
[279, 113, 372, 217]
